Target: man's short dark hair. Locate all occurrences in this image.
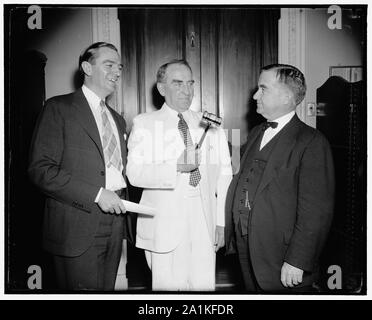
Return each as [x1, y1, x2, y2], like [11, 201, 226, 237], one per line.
[156, 59, 192, 83]
[79, 42, 118, 74]
[262, 64, 307, 105]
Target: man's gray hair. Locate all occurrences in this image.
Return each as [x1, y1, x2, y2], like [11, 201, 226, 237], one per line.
[262, 64, 307, 105]
[156, 59, 192, 83]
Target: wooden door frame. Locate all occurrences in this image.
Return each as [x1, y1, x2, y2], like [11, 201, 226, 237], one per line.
[278, 8, 310, 126]
[92, 8, 124, 117]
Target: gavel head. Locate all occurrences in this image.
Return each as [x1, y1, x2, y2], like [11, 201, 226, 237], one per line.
[201, 111, 222, 127]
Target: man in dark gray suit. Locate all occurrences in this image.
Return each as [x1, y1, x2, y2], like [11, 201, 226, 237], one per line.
[225, 64, 335, 292]
[29, 42, 134, 290]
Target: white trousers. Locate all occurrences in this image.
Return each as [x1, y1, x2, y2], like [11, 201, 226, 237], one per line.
[145, 194, 216, 291]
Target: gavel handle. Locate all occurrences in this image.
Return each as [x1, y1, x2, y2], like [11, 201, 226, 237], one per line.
[196, 123, 211, 149]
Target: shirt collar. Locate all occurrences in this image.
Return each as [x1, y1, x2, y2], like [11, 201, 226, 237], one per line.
[162, 103, 192, 120]
[82, 85, 103, 111]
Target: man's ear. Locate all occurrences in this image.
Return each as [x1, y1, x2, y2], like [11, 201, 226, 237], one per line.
[81, 61, 92, 76]
[157, 82, 165, 97]
[281, 88, 293, 106]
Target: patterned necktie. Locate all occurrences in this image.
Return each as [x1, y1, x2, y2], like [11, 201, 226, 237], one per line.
[262, 121, 278, 131]
[100, 100, 121, 170]
[178, 113, 201, 187]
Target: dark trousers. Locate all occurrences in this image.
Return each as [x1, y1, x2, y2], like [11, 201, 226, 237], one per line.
[235, 220, 317, 294]
[54, 213, 124, 291]
[235, 221, 262, 293]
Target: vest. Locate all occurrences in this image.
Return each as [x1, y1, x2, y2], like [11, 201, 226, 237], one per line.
[232, 129, 282, 236]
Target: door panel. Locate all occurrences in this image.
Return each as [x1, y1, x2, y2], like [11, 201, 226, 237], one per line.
[219, 9, 264, 144]
[200, 9, 218, 116]
[120, 9, 140, 127]
[120, 8, 183, 130]
[142, 9, 183, 113]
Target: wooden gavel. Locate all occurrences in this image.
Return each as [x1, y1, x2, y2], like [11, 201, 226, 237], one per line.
[196, 111, 222, 149]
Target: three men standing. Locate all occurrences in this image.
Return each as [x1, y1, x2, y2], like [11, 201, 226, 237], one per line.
[29, 41, 333, 294]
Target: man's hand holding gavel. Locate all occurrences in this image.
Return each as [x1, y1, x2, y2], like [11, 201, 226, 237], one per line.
[177, 111, 222, 173]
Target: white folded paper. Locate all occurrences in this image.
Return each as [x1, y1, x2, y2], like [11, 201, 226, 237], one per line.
[122, 200, 156, 216]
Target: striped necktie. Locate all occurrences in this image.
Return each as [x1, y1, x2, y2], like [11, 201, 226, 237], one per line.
[100, 100, 121, 170]
[178, 113, 201, 187]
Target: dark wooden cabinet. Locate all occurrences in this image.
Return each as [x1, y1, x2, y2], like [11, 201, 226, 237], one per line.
[316, 76, 366, 293]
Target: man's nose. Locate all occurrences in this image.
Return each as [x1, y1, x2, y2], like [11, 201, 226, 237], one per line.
[112, 66, 122, 77]
[253, 90, 259, 100]
[180, 83, 191, 95]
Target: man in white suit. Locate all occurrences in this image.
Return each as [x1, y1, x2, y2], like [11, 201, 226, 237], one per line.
[126, 60, 232, 291]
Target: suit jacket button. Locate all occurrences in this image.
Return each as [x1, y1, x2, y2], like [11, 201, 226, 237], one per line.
[100, 171, 105, 176]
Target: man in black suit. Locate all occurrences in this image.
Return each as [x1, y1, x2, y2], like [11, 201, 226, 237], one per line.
[225, 64, 335, 292]
[29, 42, 134, 290]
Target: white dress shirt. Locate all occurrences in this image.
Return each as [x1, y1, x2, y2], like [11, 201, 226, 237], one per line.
[81, 85, 127, 202]
[260, 111, 295, 150]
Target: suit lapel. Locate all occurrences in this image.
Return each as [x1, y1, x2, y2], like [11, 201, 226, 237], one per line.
[255, 115, 301, 198]
[71, 89, 104, 162]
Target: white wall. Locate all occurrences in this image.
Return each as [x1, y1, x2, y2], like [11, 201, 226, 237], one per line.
[24, 8, 93, 99]
[44, 9, 92, 99]
[304, 8, 363, 127]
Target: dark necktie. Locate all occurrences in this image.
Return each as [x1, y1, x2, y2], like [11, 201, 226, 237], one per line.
[262, 121, 278, 131]
[177, 113, 201, 187]
[100, 100, 121, 170]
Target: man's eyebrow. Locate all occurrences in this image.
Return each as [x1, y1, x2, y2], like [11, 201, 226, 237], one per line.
[171, 79, 195, 83]
[102, 60, 124, 69]
[258, 84, 267, 89]
[103, 59, 122, 66]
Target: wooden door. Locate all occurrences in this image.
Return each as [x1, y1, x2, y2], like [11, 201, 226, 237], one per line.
[119, 8, 278, 145]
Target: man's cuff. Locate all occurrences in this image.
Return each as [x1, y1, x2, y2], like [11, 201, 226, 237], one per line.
[216, 217, 225, 227]
[95, 187, 104, 203]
